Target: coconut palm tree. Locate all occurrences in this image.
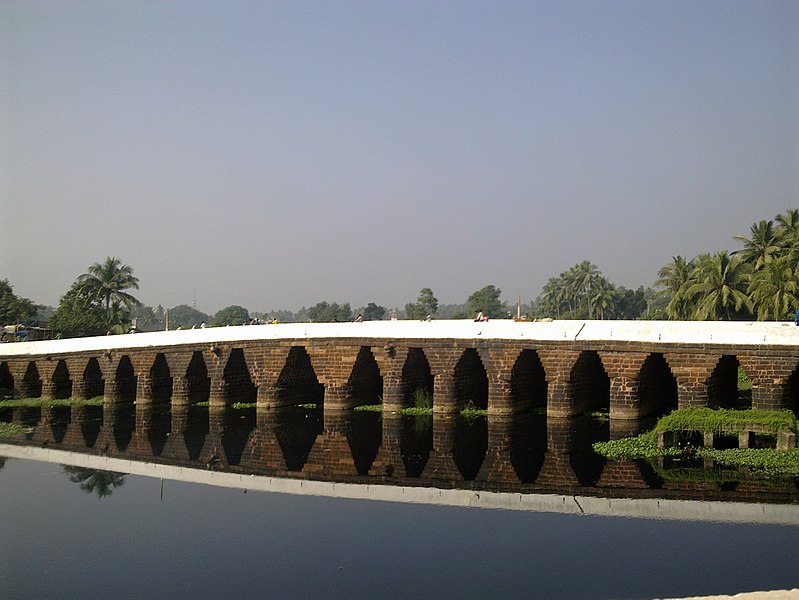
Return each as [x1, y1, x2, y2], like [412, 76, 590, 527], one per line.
[748, 256, 799, 321]
[590, 277, 617, 320]
[655, 255, 695, 320]
[63, 466, 126, 498]
[683, 252, 752, 320]
[77, 257, 141, 326]
[733, 220, 780, 271]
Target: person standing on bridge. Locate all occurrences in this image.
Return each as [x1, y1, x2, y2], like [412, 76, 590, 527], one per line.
[795, 308, 799, 326]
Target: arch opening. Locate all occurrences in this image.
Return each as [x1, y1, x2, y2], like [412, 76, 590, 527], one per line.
[784, 363, 799, 419]
[510, 349, 548, 412]
[52, 360, 72, 400]
[346, 347, 383, 408]
[638, 353, 678, 418]
[454, 348, 488, 411]
[115, 356, 137, 404]
[276, 346, 323, 407]
[401, 348, 433, 410]
[0, 362, 13, 398]
[82, 358, 104, 400]
[186, 351, 210, 404]
[149, 353, 173, 405]
[22, 362, 42, 398]
[222, 348, 256, 405]
[708, 355, 748, 409]
[569, 351, 609, 416]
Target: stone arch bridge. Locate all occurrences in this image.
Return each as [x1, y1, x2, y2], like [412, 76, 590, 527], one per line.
[1, 320, 798, 420]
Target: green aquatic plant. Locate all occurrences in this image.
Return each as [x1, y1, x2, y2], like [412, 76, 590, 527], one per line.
[460, 400, 487, 419]
[592, 407, 799, 481]
[353, 404, 383, 412]
[0, 396, 104, 409]
[651, 407, 796, 436]
[0, 422, 34, 437]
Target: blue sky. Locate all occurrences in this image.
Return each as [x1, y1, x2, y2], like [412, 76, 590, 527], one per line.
[2, 1, 797, 314]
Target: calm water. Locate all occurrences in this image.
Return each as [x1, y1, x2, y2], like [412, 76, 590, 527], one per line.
[0, 404, 797, 599]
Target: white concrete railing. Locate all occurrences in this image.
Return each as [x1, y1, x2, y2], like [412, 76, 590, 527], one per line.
[1, 319, 798, 358]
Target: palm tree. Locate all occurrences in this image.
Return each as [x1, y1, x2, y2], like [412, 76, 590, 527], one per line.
[590, 277, 617, 320]
[683, 252, 752, 320]
[733, 220, 780, 271]
[77, 257, 141, 326]
[748, 256, 799, 321]
[775, 209, 799, 246]
[63, 466, 126, 498]
[655, 256, 695, 320]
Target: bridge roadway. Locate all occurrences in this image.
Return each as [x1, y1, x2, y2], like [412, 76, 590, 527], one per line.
[1, 319, 798, 419]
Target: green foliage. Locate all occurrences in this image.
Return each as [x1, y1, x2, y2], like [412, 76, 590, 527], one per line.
[353, 404, 383, 412]
[534, 262, 648, 320]
[76, 257, 141, 326]
[129, 304, 165, 331]
[0, 397, 104, 408]
[651, 407, 796, 436]
[412, 388, 432, 409]
[48, 281, 108, 337]
[230, 402, 257, 409]
[361, 302, 386, 321]
[211, 305, 250, 326]
[405, 288, 439, 320]
[307, 301, 352, 323]
[399, 390, 434, 416]
[0, 422, 34, 437]
[167, 304, 210, 328]
[461, 400, 487, 418]
[63, 466, 126, 498]
[593, 407, 799, 481]
[0, 279, 39, 325]
[656, 209, 799, 321]
[467, 284, 505, 318]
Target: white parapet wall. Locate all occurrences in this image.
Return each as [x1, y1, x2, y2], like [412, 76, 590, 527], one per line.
[1, 319, 799, 358]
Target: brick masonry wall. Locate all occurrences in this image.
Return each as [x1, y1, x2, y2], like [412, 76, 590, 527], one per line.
[2, 336, 798, 419]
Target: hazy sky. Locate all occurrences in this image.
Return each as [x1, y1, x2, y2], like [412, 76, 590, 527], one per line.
[2, 1, 797, 314]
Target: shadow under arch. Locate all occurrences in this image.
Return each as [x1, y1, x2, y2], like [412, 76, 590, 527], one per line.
[510, 349, 548, 412]
[638, 353, 678, 418]
[346, 410, 382, 475]
[276, 346, 323, 407]
[52, 360, 72, 399]
[186, 351, 211, 404]
[222, 348, 256, 405]
[783, 362, 799, 418]
[708, 355, 747, 409]
[509, 411, 547, 484]
[454, 348, 488, 410]
[115, 356, 137, 404]
[23, 361, 42, 398]
[82, 357, 104, 400]
[453, 414, 487, 480]
[346, 347, 383, 408]
[149, 353, 173, 405]
[274, 405, 323, 471]
[569, 350, 609, 416]
[401, 347, 433, 409]
[0, 362, 12, 397]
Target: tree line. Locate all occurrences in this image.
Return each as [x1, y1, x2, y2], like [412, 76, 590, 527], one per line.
[0, 207, 795, 338]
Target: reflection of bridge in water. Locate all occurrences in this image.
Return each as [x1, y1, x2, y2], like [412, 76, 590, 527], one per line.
[1, 320, 799, 420]
[2, 401, 798, 517]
